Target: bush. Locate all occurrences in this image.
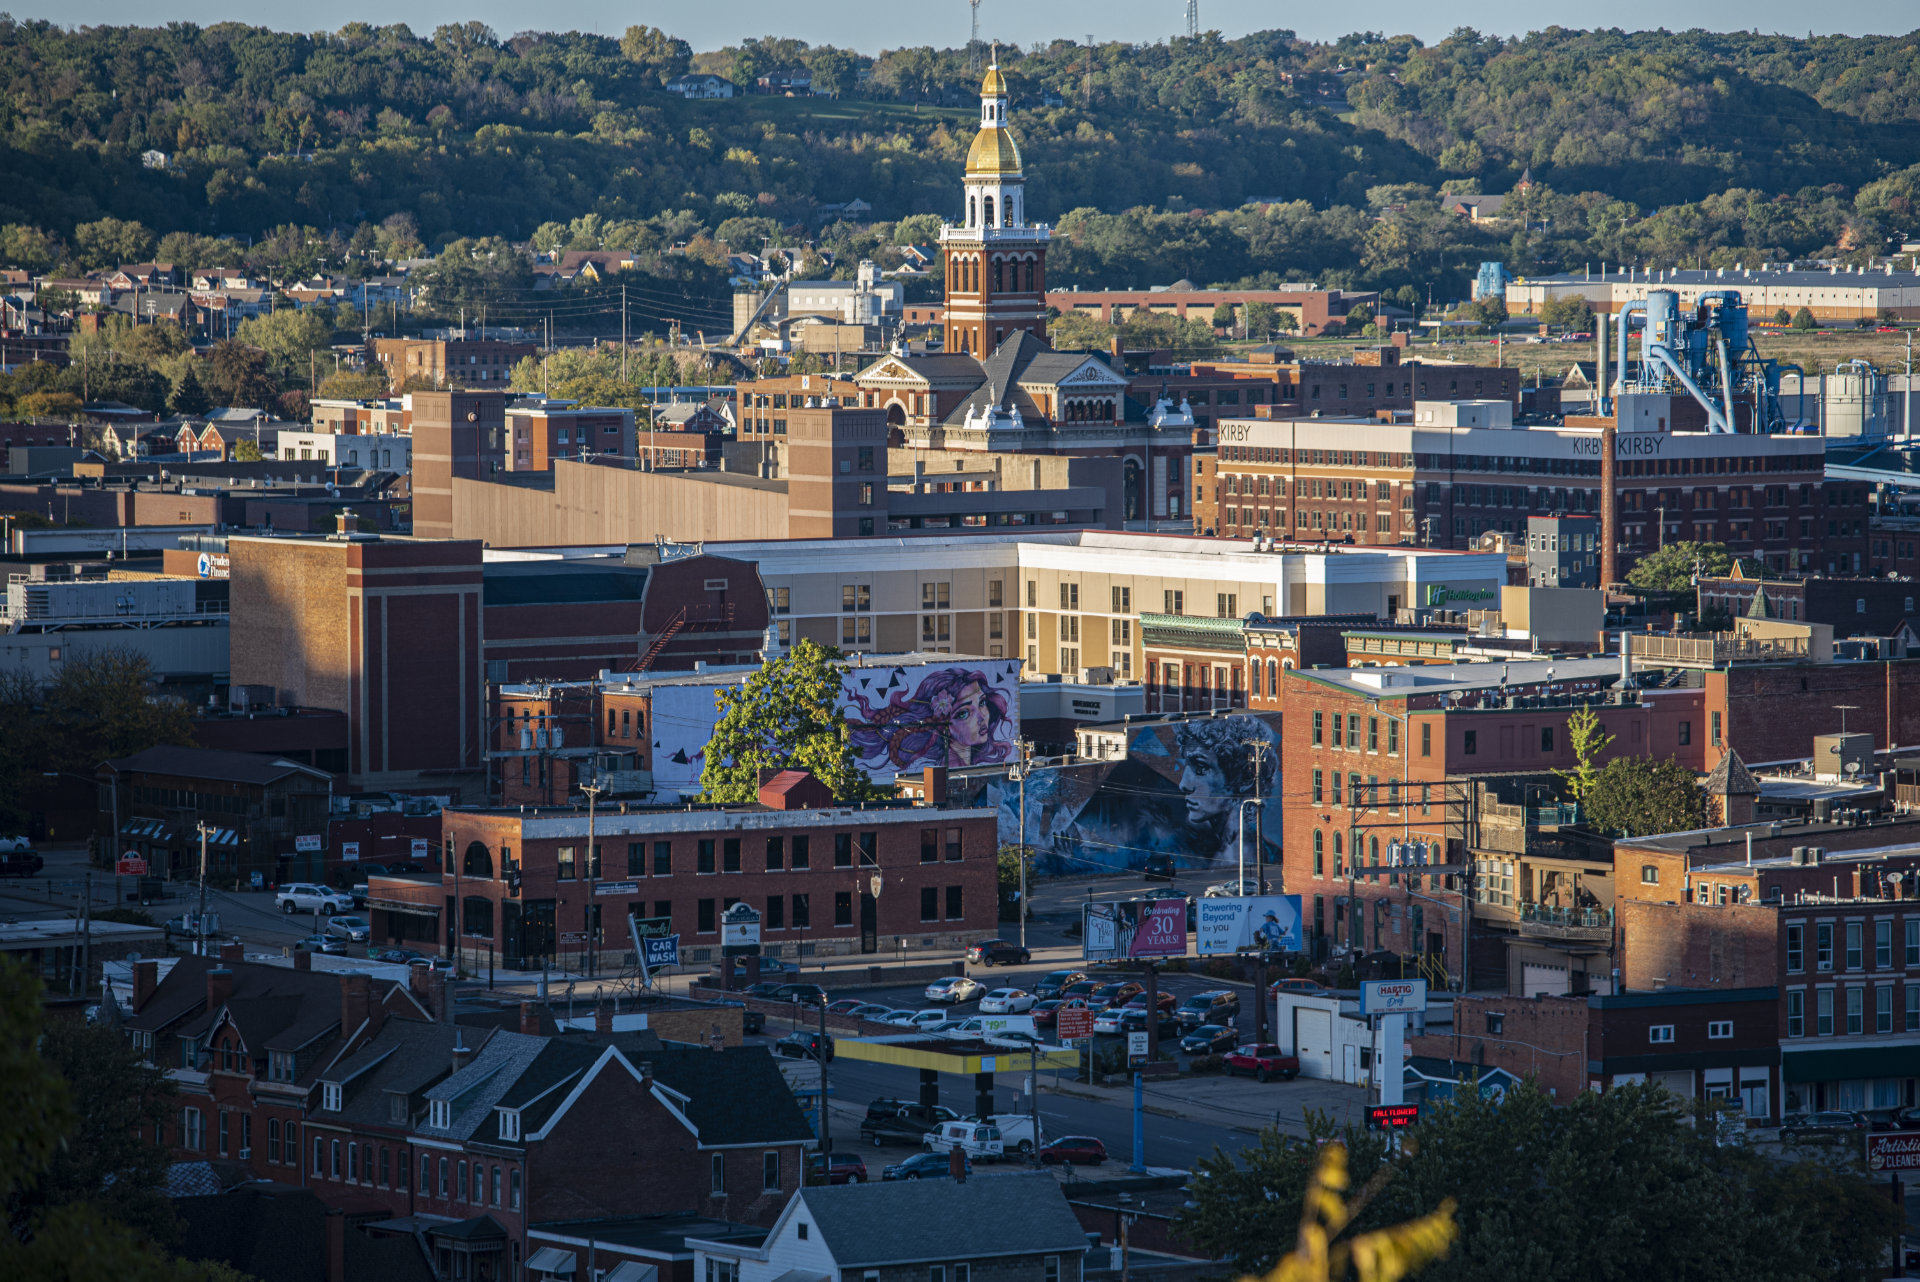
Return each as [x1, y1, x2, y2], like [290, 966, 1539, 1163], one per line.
[1791, 306, 1817, 331]
[94, 908, 155, 927]
[1187, 1054, 1227, 1074]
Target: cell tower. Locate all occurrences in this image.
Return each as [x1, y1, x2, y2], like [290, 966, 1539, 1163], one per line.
[970, 0, 983, 72]
[1183, 0, 1198, 39]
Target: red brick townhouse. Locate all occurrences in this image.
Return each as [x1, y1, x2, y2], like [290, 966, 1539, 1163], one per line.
[422, 772, 998, 974]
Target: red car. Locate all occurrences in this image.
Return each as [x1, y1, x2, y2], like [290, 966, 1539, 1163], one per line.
[807, 1151, 869, 1184]
[1091, 981, 1144, 1009]
[1038, 1135, 1107, 1165]
[1270, 978, 1327, 996]
[1122, 991, 1178, 1015]
[1224, 1043, 1300, 1082]
[1032, 997, 1090, 1028]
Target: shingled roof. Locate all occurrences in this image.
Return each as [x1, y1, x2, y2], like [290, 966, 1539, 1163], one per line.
[794, 1174, 1086, 1266]
[1704, 748, 1761, 797]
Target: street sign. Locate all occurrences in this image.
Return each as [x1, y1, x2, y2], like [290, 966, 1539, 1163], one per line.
[1055, 1007, 1096, 1041]
[642, 935, 681, 969]
[1368, 1104, 1420, 1130]
[115, 855, 149, 877]
[1126, 1031, 1149, 1058]
[1082, 899, 1187, 961]
[1359, 978, 1427, 1015]
[1866, 1131, 1920, 1172]
[559, 931, 588, 945]
[1196, 895, 1303, 956]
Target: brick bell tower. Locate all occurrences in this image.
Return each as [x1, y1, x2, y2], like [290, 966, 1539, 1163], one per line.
[940, 51, 1049, 357]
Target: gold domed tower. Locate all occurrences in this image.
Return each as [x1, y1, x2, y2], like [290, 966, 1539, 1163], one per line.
[940, 51, 1049, 356]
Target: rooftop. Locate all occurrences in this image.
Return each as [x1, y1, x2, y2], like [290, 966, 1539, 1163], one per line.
[1291, 655, 1626, 698]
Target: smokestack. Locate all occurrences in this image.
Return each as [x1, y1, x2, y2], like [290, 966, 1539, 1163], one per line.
[340, 973, 376, 1040]
[1595, 312, 1609, 414]
[1619, 630, 1631, 688]
[1600, 418, 1618, 587]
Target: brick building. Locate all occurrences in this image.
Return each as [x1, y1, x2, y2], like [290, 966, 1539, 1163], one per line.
[372, 335, 537, 392]
[1696, 573, 1920, 637]
[98, 745, 334, 886]
[412, 389, 509, 540]
[505, 402, 636, 472]
[1277, 656, 1707, 981]
[426, 774, 997, 973]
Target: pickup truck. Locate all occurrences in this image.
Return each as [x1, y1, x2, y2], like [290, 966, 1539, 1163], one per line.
[860, 1102, 961, 1147]
[1223, 1043, 1301, 1082]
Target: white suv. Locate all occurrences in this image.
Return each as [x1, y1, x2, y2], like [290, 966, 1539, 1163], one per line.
[278, 883, 354, 915]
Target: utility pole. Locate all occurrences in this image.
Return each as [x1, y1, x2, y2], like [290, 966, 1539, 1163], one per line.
[581, 781, 603, 978]
[1008, 739, 1033, 950]
[817, 996, 832, 1151]
[1905, 329, 1913, 441]
[621, 285, 628, 386]
[196, 821, 211, 958]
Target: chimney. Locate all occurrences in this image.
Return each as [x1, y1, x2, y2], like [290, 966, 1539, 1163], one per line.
[923, 765, 949, 806]
[410, 961, 447, 1021]
[132, 959, 158, 1013]
[519, 1001, 541, 1037]
[206, 966, 234, 1013]
[341, 973, 373, 1039]
[220, 941, 244, 964]
[595, 1002, 613, 1034]
[948, 1145, 968, 1183]
[293, 949, 313, 972]
[324, 1209, 346, 1282]
[451, 1033, 474, 1075]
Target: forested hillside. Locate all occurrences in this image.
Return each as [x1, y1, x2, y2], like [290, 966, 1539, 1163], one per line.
[0, 20, 1917, 299]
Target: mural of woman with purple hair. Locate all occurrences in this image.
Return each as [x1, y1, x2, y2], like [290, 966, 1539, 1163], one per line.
[845, 666, 1016, 771]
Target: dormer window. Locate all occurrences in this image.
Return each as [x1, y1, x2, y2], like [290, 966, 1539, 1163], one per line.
[322, 1083, 342, 1111]
[498, 1108, 521, 1142]
[430, 1099, 451, 1128]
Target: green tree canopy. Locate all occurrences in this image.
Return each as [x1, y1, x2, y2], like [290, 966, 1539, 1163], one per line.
[167, 362, 211, 417]
[1180, 1079, 1899, 1282]
[1792, 306, 1818, 330]
[1583, 755, 1711, 837]
[1626, 540, 1759, 592]
[700, 639, 880, 803]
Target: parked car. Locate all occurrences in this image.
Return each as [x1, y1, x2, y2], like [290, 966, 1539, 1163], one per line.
[1271, 978, 1328, 996]
[0, 849, 45, 877]
[966, 939, 1032, 966]
[878, 1009, 920, 1026]
[1777, 1111, 1870, 1144]
[1224, 1043, 1300, 1082]
[1033, 998, 1091, 1029]
[984, 1113, 1040, 1156]
[1117, 1008, 1179, 1039]
[1143, 854, 1177, 882]
[925, 976, 985, 1004]
[731, 955, 798, 977]
[740, 1009, 766, 1035]
[0, 835, 33, 852]
[1181, 1024, 1238, 1055]
[1090, 981, 1144, 1009]
[846, 1003, 893, 1020]
[1092, 1008, 1130, 1035]
[371, 947, 425, 964]
[1123, 991, 1178, 1016]
[775, 1030, 834, 1062]
[1036, 971, 1082, 997]
[924, 1120, 1004, 1161]
[977, 988, 1037, 1014]
[745, 982, 785, 999]
[1038, 1135, 1108, 1165]
[907, 1009, 951, 1029]
[772, 983, 827, 1006]
[164, 913, 217, 940]
[826, 998, 867, 1015]
[1204, 878, 1270, 897]
[1176, 990, 1240, 1028]
[882, 1151, 970, 1181]
[861, 1101, 962, 1147]
[383, 860, 428, 875]
[277, 883, 354, 915]
[294, 934, 347, 955]
[326, 914, 371, 942]
[807, 1151, 869, 1185]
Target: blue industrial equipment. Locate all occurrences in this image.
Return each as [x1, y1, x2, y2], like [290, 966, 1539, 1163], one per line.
[1609, 288, 1803, 433]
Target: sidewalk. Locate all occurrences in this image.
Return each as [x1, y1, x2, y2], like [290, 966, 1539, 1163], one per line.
[1043, 1070, 1371, 1138]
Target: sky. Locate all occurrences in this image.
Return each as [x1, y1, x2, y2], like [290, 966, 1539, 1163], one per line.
[7, 0, 1915, 50]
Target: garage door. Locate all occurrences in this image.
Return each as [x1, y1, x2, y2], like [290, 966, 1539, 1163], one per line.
[1294, 1007, 1334, 1080]
[1652, 1069, 1693, 1099]
[1522, 964, 1569, 997]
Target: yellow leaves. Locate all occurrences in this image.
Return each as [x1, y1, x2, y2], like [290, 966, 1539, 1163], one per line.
[1243, 1145, 1456, 1282]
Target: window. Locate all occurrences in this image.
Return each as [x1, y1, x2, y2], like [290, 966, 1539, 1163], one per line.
[382, 1147, 392, 1187]
[1044, 1259, 1060, 1282]
[347, 1141, 357, 1181]
[1787, 990, 1804, 1037]
[1541, 726, 1554, 752]
[932, 1268, 946, 1282]
[1677, 721, 1691, 746]
[1368, 718, 1378, 751]
[1216, 593, 1236, 618]
[1312, 770, 1323, 804]
[1707, 1020, 1732, 1039]
[947, 886, 964, 919]
[955, 1266, 970, 1282]
[921, 887, 939, 921]
[323, 1082, 342, 1111]
[1908, 918, 1920, 967]
[1786, 923, 1803, 972]
[723, 838, 741, 873]
[699, 839, 716, 874]
[835, 833, 853, 868]
[511, 1169, 521, 1211]
[1710, 711, 1722, 746]
[835, 891, 853, 926]
[499, 1109, 520, 1142]
[711, 1153, 727, 1195]
[1875, 919, 1892, 968]
[492, 1165, 501, 1207]
[1484, 1013, 1505, 1034]
[421, 1154, 431, 1192]
[268, 1118, 282, 1164]
[457, 1161, 468, 1202]
[946, 828, 962, 862]
[1648, 1025, 1675, 1044]
[1332, 716, 1343, 749]
[698, 899, 716, 933]
[1387, 721, 1399, 755]
[792, 894, 810, 928]
[1463, 730, 1477, 756]
[768, 895, 784, 929]
[654, 841, 672, 876]
[1909, 985, 1920, 1032]
[1163, 590, 1183, 615]
[990, 580, 1004, 608]
[1816, 923, 1833, 970]
[1846, 921, 1863, 970]
[1846, 986, 1864, 1034]
[331, 1140, 341, 1179]
[1312, 711, 1323, 745]
[1876, 984, 1893, 1033]
[767, 837, 785, 871]
[792, 836, 809, 870]
[1111, 586, 1129, 612]
[763, 1151, 782, 1191]
[557, 845, 576, 881]
[1421, 723, 1431, 757]
[1313, 830, 1323, 876]
[1816, 988, 1834, 1036]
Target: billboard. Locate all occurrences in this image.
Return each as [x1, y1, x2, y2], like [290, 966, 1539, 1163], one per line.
[1359, 979, 1428, 1015]
[650, 657, 1024, 799]
[1082, 899, 1188, 961]
[958, 712, 1281, 879]
[1195, 895, 1303, 956]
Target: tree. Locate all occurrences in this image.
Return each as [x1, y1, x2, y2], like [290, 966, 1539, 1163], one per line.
[231, 438, 264, 462]
[167, 363, 211, 418]
[1540, 295, 1593, 332]
[700, 639, 882, 803]
[619, 25, 691, 84]
[1625, 540, 1755, 592]
[72, 218, 155, 270]
[1791, 306, 1817, 331]
[1583, 755, 1710, 837]
[1180, 1080, 1900, 1282]
[1772, 307, 1792, 326]
[1467, 296, 1507, 332]
[206, 342, 277, 410]
[1243, 300, 1278, 337]
[1211, 302, 1238, 332]
[314, 369, 388, 400]
[1556, 705, 1612, 809]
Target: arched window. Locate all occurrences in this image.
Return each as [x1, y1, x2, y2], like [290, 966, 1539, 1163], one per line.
[993, 259, 1003, 292]
[463, 841, 493, 878]
[1369, 835, 1380, 864]
[1024, 260, 1035, 291]
[984, 195, 996, 227]
[1249, 663, 1260, 698]
[968, 196, 977, 227]
[1267, 658, 1278, 692]
[1333, 831, 1344, 858]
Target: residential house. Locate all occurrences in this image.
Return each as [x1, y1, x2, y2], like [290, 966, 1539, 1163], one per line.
[690, 1173, 1089, 1282]
[665, 74, 736, 100]
[1437, 192, 1510, 222]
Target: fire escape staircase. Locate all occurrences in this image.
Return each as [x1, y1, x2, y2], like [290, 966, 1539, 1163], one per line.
[624, 602, 737, 673]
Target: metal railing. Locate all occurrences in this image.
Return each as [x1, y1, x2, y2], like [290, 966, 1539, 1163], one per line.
[1519, 903, 1614, 930]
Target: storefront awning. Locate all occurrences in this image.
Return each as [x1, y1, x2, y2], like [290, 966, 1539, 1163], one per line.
[369, 898, 441, 919]
[526, 1247, 576, 1274]
[1783, 1045, 1918, 1082]
[122, 819, 172, 842]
